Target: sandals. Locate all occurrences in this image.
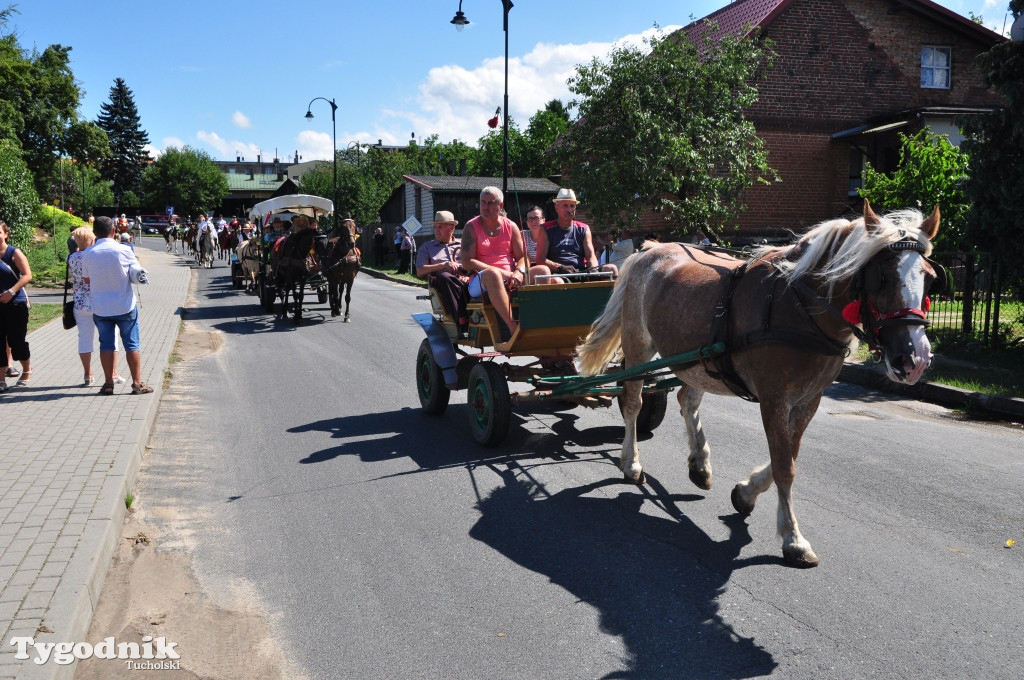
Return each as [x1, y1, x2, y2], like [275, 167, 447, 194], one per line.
[14, 371, 31, 387]
[99, 383, 115, 396]
[83, 376, 95, 386]
[5, 367, 18, 377]
[0, 381, 6, 394]
[131, 382, 154, 395]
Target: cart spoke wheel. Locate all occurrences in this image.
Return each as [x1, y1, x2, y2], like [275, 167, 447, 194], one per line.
[416, 339, 450, 415]
[467, 362, 511, 447]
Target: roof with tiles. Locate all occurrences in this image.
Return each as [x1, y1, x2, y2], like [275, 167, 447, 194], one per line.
[682, 0, 1003, 46]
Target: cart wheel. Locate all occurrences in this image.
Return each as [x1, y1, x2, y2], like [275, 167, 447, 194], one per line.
[260, 280, 275, 312]
[467, 362, 511, 447]
[416, 339, 450, 415]
[317, 287, 328, 304]
[618, 390, 669, 434]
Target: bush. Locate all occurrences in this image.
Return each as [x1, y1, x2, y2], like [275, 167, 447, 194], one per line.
[0, 143, 40, 245]
[24, 206, 86, 283]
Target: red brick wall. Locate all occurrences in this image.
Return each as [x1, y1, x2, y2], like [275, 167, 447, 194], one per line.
[735, 0, 1001, 237]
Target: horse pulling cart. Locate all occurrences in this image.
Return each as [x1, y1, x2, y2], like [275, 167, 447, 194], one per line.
[414, 202, 951, 568]
[248, 195, 332, 315]
[413, 276, 688, 447]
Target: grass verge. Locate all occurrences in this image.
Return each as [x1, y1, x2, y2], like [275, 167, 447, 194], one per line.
[27, 303, 62, 332]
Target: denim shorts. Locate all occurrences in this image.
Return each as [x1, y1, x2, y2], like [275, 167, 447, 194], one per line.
[93, 307, 140, 352]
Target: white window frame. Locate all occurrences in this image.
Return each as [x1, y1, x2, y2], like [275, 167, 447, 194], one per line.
[921, 46, 951, 89]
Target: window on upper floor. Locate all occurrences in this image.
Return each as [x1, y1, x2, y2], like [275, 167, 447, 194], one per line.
[921, 46, 951, 89]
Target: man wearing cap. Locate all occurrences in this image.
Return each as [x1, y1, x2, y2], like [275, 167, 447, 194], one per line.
[416, 211, 470, 336]
[536, 188, 617, 278]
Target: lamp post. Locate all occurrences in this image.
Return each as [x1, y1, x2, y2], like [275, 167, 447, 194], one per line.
[451, 0, 513, 197]
[304, 96, 338, 232]
[347, 141, 362, 168]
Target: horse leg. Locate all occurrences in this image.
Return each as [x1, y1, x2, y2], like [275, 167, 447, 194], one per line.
[761, 394, 823, 568]
[293, 280, 304, 323]
[619, 378, 646, 484]
[678, 385, 713, 490]
[343, 277, 353, 322]
[617, 321, 658, 484]
[328, 277, 340, 317]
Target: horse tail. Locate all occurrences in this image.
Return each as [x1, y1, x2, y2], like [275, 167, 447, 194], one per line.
[577, 253, 641, 376]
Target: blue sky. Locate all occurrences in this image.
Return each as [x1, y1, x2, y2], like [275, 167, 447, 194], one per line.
[10, 0, 1010, 163]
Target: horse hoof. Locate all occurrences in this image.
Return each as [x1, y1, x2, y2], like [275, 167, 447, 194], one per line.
[730, 485, 755, 516]
[344, 316, 351, 323]
[783, 544, 820, 569]
[331, 310, 340, 317]
[623, 471, 646, 486]
[688, 466, 712, 490]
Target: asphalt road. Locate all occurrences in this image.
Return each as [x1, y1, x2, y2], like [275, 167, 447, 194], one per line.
[134, 239, 1024, 680]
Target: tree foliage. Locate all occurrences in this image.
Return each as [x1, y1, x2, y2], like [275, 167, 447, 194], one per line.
[958, 0, 1024, 274]
[859, 129, 969, 251]
[554, 26, 776, 236]
[141, 146, 227, 218]
[0, 8, 85, 198]
[0, 141, 39, 245]
[97, 77, 150, 202]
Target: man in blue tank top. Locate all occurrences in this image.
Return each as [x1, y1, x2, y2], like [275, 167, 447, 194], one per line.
[536, 188, 618, 279]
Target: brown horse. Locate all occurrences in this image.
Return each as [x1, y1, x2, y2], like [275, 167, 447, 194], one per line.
[270, 226, 326, 323]
[577, 202, 943, 568]
[324, 220, 361, 321]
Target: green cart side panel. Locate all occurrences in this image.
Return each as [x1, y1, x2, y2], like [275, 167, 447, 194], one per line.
[517, 281, 615, 330]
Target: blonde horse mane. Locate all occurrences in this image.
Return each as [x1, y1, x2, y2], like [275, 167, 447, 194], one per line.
[753, 208, 934, 295]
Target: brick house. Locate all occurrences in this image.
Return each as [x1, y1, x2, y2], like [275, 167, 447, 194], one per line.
[660, 0, 1006, 243]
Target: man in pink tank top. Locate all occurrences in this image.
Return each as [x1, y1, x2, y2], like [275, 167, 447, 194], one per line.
[461, 186, 527, 339]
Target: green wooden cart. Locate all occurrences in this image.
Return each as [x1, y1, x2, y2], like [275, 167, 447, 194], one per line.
[413, 280, 724, 446]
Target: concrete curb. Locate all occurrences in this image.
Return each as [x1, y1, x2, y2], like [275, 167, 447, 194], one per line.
[838, 363, 1024, 423]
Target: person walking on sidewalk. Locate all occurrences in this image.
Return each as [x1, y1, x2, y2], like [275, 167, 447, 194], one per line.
[68, 226, 126, 387]
[0, 220, 32, 392]
[81, 217, 153, 395]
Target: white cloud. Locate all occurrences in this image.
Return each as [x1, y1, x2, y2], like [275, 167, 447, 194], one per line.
[144, 144, 162, 159]
[196, 131, 261, 161]
[232, 111, 252, 129]
[296, 129, 334, 162]
[376, 26, 678, 144]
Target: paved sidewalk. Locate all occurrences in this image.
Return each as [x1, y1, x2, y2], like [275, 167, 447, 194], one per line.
[0, 242, 190, 680]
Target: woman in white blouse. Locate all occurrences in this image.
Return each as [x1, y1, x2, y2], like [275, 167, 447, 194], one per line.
[67, 227, 123, 386]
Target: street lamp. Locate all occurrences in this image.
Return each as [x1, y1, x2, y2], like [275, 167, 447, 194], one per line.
[347, 141, 362, 168]
[304, 96, 338, 232]
[451, 0, 513, 197]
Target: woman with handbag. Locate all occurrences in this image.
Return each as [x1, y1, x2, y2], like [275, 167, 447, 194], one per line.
[0, 220, 32, 392]
[68, 227, 124, 387]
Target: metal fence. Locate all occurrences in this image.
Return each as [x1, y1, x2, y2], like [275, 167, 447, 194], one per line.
[930, 252, 1024, 349]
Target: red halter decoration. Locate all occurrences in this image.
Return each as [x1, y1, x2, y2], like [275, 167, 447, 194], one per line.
[842, 297, 931, 328]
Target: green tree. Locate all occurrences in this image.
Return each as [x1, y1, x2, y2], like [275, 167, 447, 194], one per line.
[63, 121, 110, 214]
[476, 116, 527, 179]
[97, 77, 151, 202]
[959, 0, 1024, 273]
[554, 25, 776, 236]
[0, 140, 39, 245]
[518, 100, 569, 179]
[0, 8, 84, 198]
[141, 146, 228, 218]
[858, 129, 969, 251]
